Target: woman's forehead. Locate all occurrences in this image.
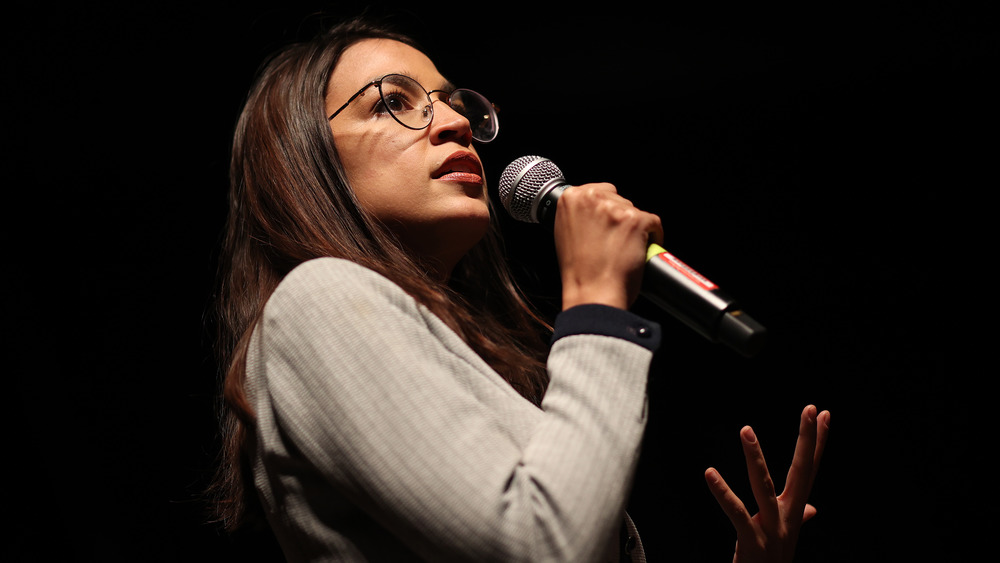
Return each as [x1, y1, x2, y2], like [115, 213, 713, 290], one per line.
[330, 39, 446, 92]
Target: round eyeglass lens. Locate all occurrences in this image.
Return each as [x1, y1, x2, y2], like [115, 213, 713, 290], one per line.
[379, 75, 433, 129]
[449, 89, 498, 142]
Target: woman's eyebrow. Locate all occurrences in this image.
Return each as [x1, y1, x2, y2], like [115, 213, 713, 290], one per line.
[427, 75, 456, 91]
[372, 72, 454, 93]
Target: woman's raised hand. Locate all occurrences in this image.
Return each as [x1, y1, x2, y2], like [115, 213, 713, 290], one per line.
[705, 405, 831, 563]
[553, 183, 663, 311]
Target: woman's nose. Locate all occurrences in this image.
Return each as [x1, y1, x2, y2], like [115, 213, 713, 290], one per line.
[428, 99, 473, 145]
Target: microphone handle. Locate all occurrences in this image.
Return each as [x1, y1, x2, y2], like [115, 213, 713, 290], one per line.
[643, 244, 766, 357]
[535, 184, 766, 357]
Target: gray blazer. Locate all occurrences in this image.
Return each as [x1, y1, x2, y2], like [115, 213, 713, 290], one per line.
[246, 258, 659, 562]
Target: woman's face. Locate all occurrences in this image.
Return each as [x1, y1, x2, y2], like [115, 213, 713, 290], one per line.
[326, 39, 490, 278]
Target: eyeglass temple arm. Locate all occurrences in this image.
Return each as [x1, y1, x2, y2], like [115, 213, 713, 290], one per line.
[327, 80, 380, 121]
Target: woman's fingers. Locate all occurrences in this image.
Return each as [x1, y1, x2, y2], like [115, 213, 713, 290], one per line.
[553, 182, 663, 310]
[704, 467, 754, 537]
[643, 209, 664, 246]
[781, 405, 822, 518]
[803, 503, 818, 523]
[559, 183, 659, 239]
[810, 410, 831, 489]
[706, 407, 831, 563]
[740, 426, 780, 530]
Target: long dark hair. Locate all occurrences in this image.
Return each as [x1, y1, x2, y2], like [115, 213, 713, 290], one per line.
[209, 18, 551, 531]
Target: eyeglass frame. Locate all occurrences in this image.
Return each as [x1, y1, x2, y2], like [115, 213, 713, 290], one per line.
[326, 73, 499, 143]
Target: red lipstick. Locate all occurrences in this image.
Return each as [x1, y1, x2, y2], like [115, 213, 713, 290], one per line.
[434, 151, 484, 185]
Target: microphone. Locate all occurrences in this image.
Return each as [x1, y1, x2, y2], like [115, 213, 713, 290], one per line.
[498, 155, 767, 357]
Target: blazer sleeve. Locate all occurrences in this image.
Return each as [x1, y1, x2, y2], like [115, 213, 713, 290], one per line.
[251, 257, 659, 562]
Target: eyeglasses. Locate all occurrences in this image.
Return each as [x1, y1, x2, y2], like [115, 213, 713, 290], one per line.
[327, 73, 499, 143]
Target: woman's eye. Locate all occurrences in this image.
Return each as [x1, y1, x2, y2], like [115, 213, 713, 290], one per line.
[378, 91, 415, 114]
[386, 94, 407, 111]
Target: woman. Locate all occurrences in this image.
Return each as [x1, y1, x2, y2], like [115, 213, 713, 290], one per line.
[211, 17, 830, 562]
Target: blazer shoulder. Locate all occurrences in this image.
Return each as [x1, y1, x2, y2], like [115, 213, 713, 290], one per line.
[265, 257, 416, 320]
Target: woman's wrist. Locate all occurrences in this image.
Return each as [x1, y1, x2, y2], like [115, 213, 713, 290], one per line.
[560, 279, 629, 311]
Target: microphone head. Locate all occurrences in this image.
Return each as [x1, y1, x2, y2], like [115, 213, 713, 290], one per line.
[498, 155, 565, 223]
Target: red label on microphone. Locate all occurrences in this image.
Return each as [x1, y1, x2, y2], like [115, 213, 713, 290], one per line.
[656, 251, 718, 291]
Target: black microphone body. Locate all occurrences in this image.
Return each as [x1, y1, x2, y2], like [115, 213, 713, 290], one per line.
[498, 156, 767, 357]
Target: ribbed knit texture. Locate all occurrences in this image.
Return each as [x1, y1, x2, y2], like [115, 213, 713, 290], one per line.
[246, 258, 657, 562]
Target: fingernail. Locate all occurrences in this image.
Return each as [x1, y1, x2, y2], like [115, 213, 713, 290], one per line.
[742, 426, 757, 444]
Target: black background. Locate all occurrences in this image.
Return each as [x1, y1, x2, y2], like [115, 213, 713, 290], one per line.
[6, 1, 994, 561]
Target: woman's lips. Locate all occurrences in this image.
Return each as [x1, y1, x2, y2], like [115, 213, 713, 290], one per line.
[434, 152, 483, 184]
[437, 171, 483, 184]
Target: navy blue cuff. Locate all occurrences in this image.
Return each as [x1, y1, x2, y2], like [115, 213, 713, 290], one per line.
[551, 304, 661, 352]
